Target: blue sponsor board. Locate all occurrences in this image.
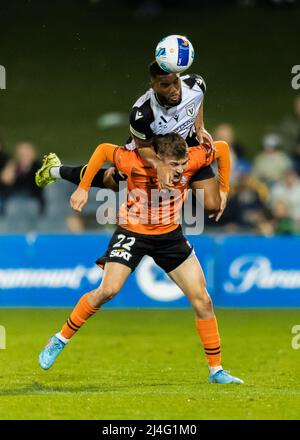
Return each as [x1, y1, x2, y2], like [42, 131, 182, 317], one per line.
[0, 234, 300, 308]
[216, 236, 300, 308]
[0, 234, 215, 308]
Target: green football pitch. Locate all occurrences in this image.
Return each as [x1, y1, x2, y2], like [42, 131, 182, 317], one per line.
[0, 308, 299, 420]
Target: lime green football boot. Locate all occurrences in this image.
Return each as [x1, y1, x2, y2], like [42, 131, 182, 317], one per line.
[35, 152, 61, 188]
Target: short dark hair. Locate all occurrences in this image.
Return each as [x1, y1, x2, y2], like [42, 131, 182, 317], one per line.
[153, 133, 187, 159]
[149, 61, 170, 79]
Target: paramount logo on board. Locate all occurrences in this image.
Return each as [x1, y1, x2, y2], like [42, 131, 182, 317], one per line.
[224, 256, 300, 293]
[0, 266, 102, 289]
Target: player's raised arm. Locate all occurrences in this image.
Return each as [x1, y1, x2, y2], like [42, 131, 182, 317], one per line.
[70, 143, 117, 212]
[194, 101, 214, 152]
[208, 140, 231, 221]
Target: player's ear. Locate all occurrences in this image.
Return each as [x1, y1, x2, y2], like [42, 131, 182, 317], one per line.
[150, 77, 155, 89]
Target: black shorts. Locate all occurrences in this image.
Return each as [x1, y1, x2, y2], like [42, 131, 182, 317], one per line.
[189, 165, 215, 184]
[96, 226, 194, 273]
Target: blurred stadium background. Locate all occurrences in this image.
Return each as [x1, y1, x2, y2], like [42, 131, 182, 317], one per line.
[1, 0, 300, 420]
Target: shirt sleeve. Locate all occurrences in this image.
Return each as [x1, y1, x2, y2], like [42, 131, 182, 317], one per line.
[129, 105, 154, 141]
[188, 147, 207, 171]
[210, 141, 231, 193]
[113, 147, 135, 176]
[79, 143, 118, 191]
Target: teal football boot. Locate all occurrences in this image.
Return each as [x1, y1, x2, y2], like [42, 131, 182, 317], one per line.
[209, 369, 244, 384]
[39, 335, 66, 370]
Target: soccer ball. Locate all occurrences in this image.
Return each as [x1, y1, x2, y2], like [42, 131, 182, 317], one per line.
[155, 35, 195, 74]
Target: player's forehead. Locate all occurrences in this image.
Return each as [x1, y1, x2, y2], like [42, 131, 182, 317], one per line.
[164, 154, 188, 164]
[155, 73, 180, 85]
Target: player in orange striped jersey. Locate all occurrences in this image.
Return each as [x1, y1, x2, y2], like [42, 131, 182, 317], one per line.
[39, 133, 243, 384]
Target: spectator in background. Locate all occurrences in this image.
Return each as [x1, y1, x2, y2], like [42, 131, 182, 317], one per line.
[280, 95, 300, 154]
[1, 142, 44, 213]
[212, 173, 269, 232]
[269, 168, 300, 225]
[271, 200, 297, 235]
[214, 123, 248, 159]
[0, 138, 11, 213]
[0, 139, 9, 172]
[213, 123, 251, 184]
[291, 133, 300, 175]
[253, 133, 292, 186]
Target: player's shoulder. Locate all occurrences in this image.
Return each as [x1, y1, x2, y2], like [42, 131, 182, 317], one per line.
[114, 146, 141, 175]
[129, 90, 154, 141]
[115, 146, 141, 163]
[181, 73, 206, 94]
[131, 90, 153, 116]
[187, 146, 206, 168]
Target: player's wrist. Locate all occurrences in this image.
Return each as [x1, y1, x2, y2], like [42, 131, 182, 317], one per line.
[220, 187, 229, 194]
[78, 183, 90, 192]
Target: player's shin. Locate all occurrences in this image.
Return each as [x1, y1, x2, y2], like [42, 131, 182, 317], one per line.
[196, 315, 222, 375]
[56, 292, 99, 343]
[59, 166, 107, 188]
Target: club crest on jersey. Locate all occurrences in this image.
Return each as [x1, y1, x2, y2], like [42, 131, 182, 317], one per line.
[185, 103, 195, 117]
[180, 175, 187, 185]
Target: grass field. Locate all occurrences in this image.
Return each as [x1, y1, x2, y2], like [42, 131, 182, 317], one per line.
[0, 308, 299, 420]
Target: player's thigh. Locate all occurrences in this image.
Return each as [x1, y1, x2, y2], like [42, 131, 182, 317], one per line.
[90, 262, 131, 306]
[167, 255, 209, 305]
[151, 228, 194, 274]
[190, 177, 221, 212]
[100, 261, 132, 294]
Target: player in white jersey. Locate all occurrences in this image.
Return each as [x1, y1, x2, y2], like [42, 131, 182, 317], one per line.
[36, 62, 226, 218]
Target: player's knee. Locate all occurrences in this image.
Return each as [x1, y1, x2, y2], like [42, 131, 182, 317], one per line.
[193, 292, 213, 317]
[94, 283, 120, 304]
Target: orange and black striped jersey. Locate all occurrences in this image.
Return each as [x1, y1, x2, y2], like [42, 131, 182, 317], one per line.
[79, 141, 230, 235]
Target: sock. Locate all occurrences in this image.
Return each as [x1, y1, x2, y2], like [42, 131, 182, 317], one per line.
[59, 166, 85, 185]
[209, 365, 223, 375]
[196, 316, 222, 370]
[50, 166, 61, 179]
[59, 165, 107, 188]
[60, 293, 99, 340]
[56, 332, 69, 344]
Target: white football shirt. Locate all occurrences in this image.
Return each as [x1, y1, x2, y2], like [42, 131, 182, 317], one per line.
[126, 74, 206, 150]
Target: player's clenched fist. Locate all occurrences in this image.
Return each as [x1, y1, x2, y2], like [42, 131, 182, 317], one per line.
[70, 187, 88, 212]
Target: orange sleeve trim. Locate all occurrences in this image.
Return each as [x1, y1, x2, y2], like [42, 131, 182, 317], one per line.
[79, 143, 118, 191]
[212, 141, 231, 193]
